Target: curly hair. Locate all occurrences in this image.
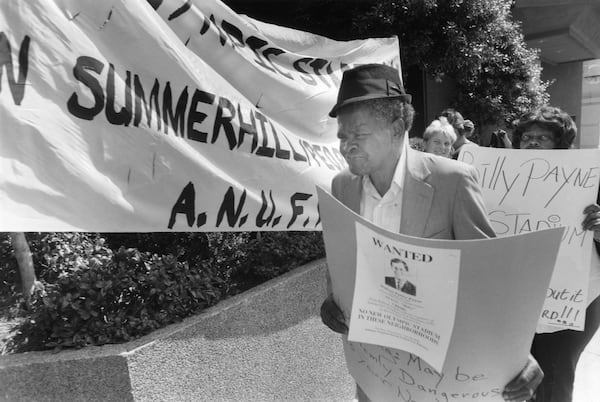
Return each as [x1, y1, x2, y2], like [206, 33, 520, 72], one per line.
[512, 106, 577, 149]
[340, 98, 415, 135]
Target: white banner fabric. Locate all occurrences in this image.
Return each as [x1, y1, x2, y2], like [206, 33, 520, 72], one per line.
[0, 0, 401, 231]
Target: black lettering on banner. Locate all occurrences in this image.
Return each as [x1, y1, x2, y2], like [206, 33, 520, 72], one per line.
[327, 61, 345, 87]
[191, 15, 300, 82]
[299, 140, 345, 171]
[321, 146, 341, 170]
[199, 12, 210, 35]
[256, 189, 282, 228]
[298, 140, 319, 167]
[209, 14, 228, 46]
[146, 0, 163, 11]
[287, 192, 312, 228]
[309, 58, 332, 87]
[263, 47, 293, 80]
[293, 58, 317, 86]
[67, 56, 105, 120]
[268, 120, 290, 160]
[237, 105, 259, 152]
[105, 63, 132, 126]
[168, 181, 196, 229]
[254, 111, 275, 157]
[64, 55, 323, 169]
[221, 19, 245, 48]
[0, 33, 30, 105]
[282, 131, 307, 162]
[212, 96, 237, 149]
[162, 82, 188, 136]
[332, 148, 346, 167]
[167, 0, 191, 21]
[246, 36, 276, 73]
[313, 144, 334, 170]
[187, 88, 215, 143]
[133, 75, 158, 129]
[217, 186, 248, 228]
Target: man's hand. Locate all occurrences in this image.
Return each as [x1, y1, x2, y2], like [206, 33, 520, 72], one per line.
[502, 354, 543, 402]
[583, 203, 600, 235]
[320, 294, 348, 334]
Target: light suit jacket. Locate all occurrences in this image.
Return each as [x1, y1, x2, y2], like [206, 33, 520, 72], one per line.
[331, 146, 496, 240]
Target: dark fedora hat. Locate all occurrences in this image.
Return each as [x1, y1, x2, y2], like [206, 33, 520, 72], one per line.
[329, 63, 412, 117]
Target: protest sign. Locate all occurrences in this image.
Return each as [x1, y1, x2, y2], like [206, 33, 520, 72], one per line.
[458, 146, 600, 331]
[317, 186, 564, 401]
[0, 0, 400, 231]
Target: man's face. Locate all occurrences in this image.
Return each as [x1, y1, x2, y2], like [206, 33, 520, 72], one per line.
[519, 124, 556, 150]
[425, 132, 453, 158]
[392, 261, 407, 280]
[337, 105, 401, 177]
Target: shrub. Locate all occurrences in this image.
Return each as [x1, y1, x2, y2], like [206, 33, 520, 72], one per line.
[6, 245, 225, 352]
[243, 232, 325, 279]
[100, 233, 211, 263]
[0, 236, 21, 312]
[2, 231, 325, 352]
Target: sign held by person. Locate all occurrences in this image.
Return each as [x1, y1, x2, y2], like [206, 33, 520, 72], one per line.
[459, 146, 600, 331]
[317, 186, 564, 401]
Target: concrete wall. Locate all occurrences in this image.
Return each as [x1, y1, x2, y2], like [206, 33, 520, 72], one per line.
[542, 61, 583, 130]
[0, 259, 355, 402]
[580, 59, 600, 149]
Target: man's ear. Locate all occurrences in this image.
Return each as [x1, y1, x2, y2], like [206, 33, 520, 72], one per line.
[391, 117, 406, 140]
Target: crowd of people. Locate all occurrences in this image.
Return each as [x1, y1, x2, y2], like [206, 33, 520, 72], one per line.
[320, 63, 600, 402]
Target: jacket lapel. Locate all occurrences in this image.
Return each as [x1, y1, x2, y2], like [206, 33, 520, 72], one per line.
[401, 148, 434, 237]
[340, 174, 362, 215]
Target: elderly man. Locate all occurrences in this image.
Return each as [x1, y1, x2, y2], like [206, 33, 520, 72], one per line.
[320, 63, 543, 402]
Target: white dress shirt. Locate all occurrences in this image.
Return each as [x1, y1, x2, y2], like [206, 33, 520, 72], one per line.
[359, 139, 407, 232]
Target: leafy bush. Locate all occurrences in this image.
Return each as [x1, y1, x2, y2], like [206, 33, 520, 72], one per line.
[0, 236, 21, 312]
[100, 233, 211, 263]
[1, 231, 324, 353]
[7, 245, 225, 352]
[243, 232, 326, 279]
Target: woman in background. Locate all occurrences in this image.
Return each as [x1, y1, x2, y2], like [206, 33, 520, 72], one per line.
[512, 105, 600, 402]
[422, 117, 456, 158]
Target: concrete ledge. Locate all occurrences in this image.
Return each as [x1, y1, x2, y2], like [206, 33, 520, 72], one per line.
[0, 259, 354, 401]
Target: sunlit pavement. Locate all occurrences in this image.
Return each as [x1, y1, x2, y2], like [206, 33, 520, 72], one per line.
[574, 327, 600, 402]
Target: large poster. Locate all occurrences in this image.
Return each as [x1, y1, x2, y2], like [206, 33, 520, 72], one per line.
[458, 147, 600, 331]
[317, 186, 564, 401]
[0, 0, 400, 231]
[349, 223, 461, 372]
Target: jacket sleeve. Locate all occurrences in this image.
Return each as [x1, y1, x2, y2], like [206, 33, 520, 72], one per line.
[453, 165, 496, 240]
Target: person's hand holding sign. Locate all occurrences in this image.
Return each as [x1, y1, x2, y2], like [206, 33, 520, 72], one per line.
[501, 354, 544, 402]
[583, 203, 600, 238]
[320, 295, 348, 334]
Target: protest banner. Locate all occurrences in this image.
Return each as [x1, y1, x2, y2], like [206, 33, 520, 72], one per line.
[317, 186, 564, 401]
[0, 0, 400, 232]
[458, 146, 600, 331]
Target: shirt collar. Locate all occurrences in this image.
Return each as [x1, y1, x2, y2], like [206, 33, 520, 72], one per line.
[362, 134, 407, 199]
